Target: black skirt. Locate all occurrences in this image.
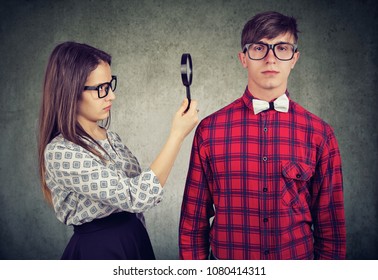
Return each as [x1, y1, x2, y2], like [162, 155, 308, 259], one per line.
[61, 212, 155, 260]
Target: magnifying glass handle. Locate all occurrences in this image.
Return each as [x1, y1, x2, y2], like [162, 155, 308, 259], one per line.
[184, 86, 191, 113]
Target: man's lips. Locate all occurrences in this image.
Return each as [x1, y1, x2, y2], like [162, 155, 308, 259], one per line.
[262, 70, 279, 74]
[104, 105, 112, 111]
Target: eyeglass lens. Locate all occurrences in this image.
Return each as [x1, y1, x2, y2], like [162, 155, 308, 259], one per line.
[98, 76, 117, 98]
[247, 43, 295, 60]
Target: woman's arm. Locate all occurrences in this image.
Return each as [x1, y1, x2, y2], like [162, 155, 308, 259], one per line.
[150, 99, 198, 186]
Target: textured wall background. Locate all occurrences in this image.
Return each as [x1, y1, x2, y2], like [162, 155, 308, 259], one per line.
[0, 0, 377, 259]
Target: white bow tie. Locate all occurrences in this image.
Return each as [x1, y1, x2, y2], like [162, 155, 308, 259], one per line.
[252, 94, 289, 115]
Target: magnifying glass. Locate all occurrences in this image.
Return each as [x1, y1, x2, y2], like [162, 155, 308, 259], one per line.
[180, 53, 192, 113]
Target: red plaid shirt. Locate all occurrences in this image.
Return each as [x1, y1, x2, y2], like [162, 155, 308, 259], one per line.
[179, 88, 346, 260]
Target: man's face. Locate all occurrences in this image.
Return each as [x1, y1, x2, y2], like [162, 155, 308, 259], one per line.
[238, 32, 300, 99]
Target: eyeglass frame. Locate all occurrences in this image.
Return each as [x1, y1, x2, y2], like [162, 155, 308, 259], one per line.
[242, 42, 298, 61]
[83, 75, 117, 99]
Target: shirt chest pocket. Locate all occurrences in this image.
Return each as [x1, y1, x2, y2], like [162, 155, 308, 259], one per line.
[281, 161, 314, 207]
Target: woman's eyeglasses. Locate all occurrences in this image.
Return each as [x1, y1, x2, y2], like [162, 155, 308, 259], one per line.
[84, 75, 117, 98]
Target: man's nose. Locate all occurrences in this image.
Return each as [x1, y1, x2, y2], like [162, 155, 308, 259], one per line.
[265, 47, 276, 62]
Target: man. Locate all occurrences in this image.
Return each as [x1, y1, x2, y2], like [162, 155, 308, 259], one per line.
[179, 11, 346, 260]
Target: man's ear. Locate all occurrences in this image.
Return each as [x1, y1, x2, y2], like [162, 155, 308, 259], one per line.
[238, 52, 248, 68]
[291, 51, 300, 69]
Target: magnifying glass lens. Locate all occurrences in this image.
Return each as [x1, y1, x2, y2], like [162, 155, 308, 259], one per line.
[181, 53, 192, 86]
[181, 53, 193, 113]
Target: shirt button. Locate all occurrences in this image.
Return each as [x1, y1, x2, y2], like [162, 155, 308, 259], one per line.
[264, 250, 269, 255]
[263, 187, 268, 192]
[263, 218, 268, 222]
[296, 174, 301, 179]
[263, 156, 268, 161]
[263, 127, 268, 132]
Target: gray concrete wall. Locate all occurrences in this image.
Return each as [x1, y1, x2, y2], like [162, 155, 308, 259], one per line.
[0, 0, 377, 259]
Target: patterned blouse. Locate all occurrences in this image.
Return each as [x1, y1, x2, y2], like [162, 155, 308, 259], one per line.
[44, 130, 164, 226]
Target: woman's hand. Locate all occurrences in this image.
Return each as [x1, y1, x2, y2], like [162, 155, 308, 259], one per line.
[170, 99, 199, 142]
[150, 99, 199, 187]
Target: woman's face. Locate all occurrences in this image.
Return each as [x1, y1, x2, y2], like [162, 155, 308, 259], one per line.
[77, 61, 115, 126]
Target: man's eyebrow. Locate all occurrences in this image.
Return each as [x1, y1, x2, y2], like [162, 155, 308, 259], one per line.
[255, 40, 290, 44]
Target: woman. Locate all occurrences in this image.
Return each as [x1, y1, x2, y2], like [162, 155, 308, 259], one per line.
[38, 41, 198, 259]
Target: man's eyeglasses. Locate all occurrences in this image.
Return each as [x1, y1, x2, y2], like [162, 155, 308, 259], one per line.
[84, 75, 117, 98]
[243, 42, 298, 61]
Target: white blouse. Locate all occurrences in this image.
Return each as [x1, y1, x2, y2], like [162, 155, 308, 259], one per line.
[44, 130, 164, 226]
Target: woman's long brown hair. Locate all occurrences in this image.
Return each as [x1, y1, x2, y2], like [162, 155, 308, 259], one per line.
[38, 42, 112, 204]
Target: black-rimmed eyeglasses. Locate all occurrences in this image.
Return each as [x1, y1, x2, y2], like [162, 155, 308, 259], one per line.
[243, 42, 298, 61]
[84, 75, 117, 98]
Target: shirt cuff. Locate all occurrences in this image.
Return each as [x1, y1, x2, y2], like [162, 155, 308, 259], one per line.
[143, 168, 164, 205]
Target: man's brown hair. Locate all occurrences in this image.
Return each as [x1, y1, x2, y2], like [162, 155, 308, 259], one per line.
[241, 11, 299, 49]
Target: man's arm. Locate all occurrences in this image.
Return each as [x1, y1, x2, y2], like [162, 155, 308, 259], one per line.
[311, 127, 346, 259]
[179, 124, 214, 259]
